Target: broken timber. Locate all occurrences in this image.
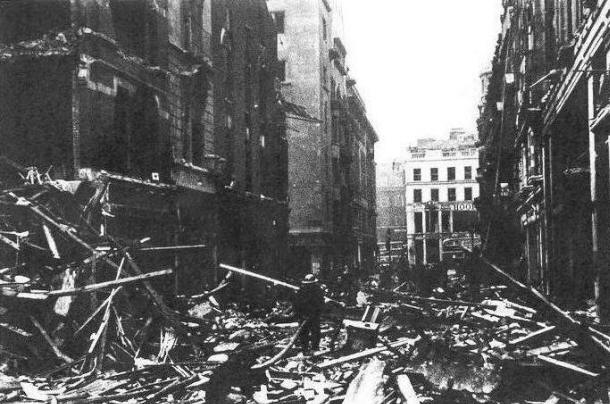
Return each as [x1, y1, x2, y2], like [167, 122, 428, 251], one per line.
[37, 269, 173, 297]
[220, 263, 299, 290]
[342, 358, 386, 404]
[480, 257, 610, 358]
[317, 338, 416, 369]
[396, 374, 420, 404]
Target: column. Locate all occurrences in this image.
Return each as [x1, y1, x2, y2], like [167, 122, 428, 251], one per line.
[422, 208, 427, 264]
[438, 209, 443, 260]
[449, 210, 454, 233]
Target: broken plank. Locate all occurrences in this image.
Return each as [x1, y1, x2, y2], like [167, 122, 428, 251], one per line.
[41, 269, 173, 296]
[30, 316, 73, 363]
[6, 192, 181, 331]
[537, 354, 599, 378]
[138, 244, 207, 252]
[143, 374, 198, 404]
[527, 341, 577, 356]
[395, 293, 496, 309]
[42, 224, 60, 259]
[396, 374, 420, 404]
[74, 288, 123, 336]
[317, 338, 416, 369]
[0, 233, 19, 250]
[220, 263, 299, 290]
[509, 326, 556, 346]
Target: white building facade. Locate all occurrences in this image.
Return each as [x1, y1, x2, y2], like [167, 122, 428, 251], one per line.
[404, 130, 480, 265]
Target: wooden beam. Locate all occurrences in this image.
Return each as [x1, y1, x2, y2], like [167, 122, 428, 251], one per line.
[509, 326, 556, 345]
[396, 374, 420, 404]
[537, 355, 599, 378]
[317, 338, 415, 369]
[40, 269, 173, 297]
[30, 316, 73, 364]
[220, 263, 299, 290]
[138, 244, 207, 252]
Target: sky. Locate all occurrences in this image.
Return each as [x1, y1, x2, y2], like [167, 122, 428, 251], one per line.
[340, 0, 503, 163]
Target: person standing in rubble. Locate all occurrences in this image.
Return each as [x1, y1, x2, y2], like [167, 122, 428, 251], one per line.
[293, 274, 325, 352]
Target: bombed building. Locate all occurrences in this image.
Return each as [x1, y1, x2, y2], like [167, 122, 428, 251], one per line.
[0, 0, 289, 295]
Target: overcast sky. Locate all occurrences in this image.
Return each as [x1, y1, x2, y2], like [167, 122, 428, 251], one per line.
[340, 0, 503, 163]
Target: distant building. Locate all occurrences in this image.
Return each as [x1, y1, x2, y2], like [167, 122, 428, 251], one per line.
[376, 161, 407, 266]
[267, 0, 378, 277]
[404, 129, 480, 265]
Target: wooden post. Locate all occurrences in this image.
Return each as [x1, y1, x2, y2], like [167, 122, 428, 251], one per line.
[588, 74, 601, 318]
[69, 0, 80, 177]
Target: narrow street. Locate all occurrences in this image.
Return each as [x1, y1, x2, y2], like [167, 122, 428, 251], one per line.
[0, 168, 608, 402]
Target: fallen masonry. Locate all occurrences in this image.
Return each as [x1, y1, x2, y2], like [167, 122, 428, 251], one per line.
[0, 158, 609, 403]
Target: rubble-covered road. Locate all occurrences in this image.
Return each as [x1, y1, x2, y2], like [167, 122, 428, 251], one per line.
[0, 159, 608, 403]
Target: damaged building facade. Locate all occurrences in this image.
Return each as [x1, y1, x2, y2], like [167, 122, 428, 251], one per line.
[267, 0, 378, 278]
[477, 0, 610, 319]
[375, 161, 407, 268]
[0, 0, 288, 295]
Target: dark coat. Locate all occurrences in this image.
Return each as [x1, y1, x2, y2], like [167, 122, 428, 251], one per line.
[294, 282, 325, 318]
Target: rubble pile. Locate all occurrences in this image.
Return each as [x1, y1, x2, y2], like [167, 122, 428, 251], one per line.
[0, 158, 608, 402]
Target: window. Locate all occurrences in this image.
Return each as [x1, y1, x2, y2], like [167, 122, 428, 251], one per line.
[413, 168, 421, 181]
[272, 11, 285, 33]
[431, 188, 439, 202]
[278, 60, 286, 81]
[413, 189, 422, 203]
[431, 167, 438, 181]
[414, 212, 423, 233]
[447, 167, 456, 181]
[448, 188, 456, 201]
[464, 187, 473, 201]
[322, 17, 327, 41]
[465, 166, 472, 180]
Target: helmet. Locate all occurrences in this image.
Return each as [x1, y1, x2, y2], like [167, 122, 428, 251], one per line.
[301, 274, 318, 284]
